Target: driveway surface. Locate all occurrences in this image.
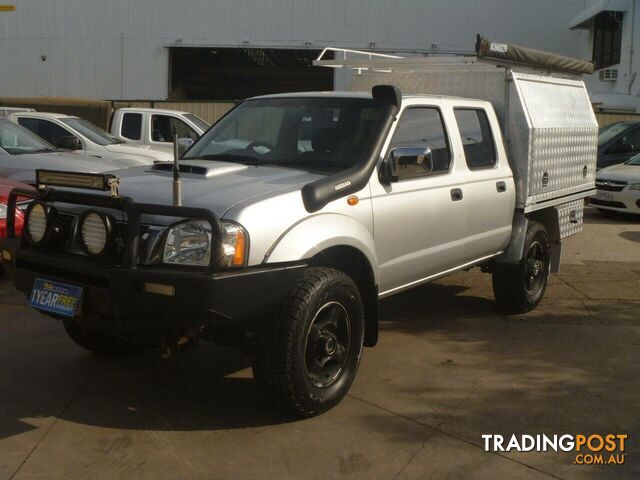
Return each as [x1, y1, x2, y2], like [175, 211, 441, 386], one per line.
[0, 208, 638, 479]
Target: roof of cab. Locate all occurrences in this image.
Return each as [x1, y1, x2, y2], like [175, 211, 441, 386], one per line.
[247, 90, 486, 103]
[117, 107, 191, 115]
[11, 111, 74, 119]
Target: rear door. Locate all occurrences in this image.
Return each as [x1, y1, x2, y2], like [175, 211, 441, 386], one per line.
[370, 102, 468, 296]
[451, 104, 514, 262]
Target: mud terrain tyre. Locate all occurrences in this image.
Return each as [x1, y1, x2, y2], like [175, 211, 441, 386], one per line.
[254, 267, 364, 417]
[492, 221, 551, 313]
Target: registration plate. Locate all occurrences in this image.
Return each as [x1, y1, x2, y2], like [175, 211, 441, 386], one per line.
[595, 190, 613, 202]
[29, 278, 83, 318]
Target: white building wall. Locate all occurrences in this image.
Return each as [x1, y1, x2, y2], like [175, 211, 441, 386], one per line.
[0, 0, 588, 100]
[576, 0, 640, 111]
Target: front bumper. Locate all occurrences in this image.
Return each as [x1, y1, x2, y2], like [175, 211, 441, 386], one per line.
[589, 188, 640, 214]
[1, 237, 306, 331]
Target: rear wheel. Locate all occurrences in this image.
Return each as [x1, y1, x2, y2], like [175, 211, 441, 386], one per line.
[253, 268, 364, 417]
[63, 320, 135, 356]
[492, 221, 550, 313]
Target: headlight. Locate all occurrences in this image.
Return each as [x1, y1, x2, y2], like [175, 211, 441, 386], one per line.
[24, 201, 54, 246]
[0, 203, 6, 220]
[163, 220, 212, 266]
[162, 220, 247, 268]
[79, 211, 114, 257]
[628, 183, 640, 191]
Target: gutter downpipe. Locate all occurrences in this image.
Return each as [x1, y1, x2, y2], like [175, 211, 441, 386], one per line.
[628, 1, 636, 94]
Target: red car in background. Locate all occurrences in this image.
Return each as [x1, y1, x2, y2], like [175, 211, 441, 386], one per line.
[0, 178, 33, 238]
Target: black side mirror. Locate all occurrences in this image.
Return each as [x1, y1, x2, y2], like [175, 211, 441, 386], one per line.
[56, 136, 82, 151]
[379, 147, 433, 183]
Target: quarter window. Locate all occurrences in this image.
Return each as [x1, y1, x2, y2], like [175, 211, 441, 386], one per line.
[121, 113, 142, 140]
[454, 109, 497, 169]
[388, 107, 451, 179]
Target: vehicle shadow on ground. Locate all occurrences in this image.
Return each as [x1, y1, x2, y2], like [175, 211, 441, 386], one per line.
[619, 231, 640, 243]
[0, 273, 296, 438]
[357, 270, 640, 478]
[0, 342, 298, 439]
[583, 208, 639, 225]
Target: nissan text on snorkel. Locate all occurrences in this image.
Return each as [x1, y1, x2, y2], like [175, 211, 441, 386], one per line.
[0, 36, 599, 417]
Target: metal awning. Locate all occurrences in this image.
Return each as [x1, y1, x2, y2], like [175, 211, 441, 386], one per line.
[569, 0, 629, 29]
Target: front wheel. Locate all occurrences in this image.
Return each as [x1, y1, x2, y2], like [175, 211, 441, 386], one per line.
[253, 268, 364, 417]
[492, 221, 551, 313]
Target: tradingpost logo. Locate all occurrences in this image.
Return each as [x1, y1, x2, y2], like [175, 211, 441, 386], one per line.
[482, 434, 628, 465]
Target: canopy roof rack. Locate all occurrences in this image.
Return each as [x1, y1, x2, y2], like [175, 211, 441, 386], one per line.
[315, 35, 595, 76]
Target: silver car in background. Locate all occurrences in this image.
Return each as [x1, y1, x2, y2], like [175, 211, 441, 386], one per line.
[0, 119, 141, 184]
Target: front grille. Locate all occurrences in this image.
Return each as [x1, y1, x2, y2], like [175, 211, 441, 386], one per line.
[595, 180, 627, 192]
[589, 198, 627, 208]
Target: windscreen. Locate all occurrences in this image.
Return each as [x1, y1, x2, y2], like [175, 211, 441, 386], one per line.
[0, 119, 56, 155]
[627, 154, 640, 165]
[61, 117, 122, 146]
[183, 97, 383, 172]
[599, 122, 634, 145]
[184, 113, 210, 133]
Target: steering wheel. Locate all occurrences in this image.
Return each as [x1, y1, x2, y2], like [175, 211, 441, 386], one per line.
[245, 140, 276, 153]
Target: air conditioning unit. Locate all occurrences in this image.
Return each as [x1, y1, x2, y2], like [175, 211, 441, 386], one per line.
[599, 68, 618, 81]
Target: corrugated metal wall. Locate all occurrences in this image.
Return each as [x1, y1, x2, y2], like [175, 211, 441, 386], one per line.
[594, 112, 640, 127]
[125, 101, 236, 124]
[0, 0, 588, 100]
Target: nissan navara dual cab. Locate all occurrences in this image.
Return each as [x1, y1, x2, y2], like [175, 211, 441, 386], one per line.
[1, 84, 595, 417]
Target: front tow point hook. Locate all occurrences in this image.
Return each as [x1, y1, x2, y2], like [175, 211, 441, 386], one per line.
[160, 327, 201, 359]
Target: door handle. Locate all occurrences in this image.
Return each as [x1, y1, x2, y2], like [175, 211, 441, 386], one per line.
[450, 188, 463, 201]
[496, 181, 507, 193]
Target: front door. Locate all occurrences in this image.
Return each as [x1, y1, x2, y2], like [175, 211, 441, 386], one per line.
[371, 105, 469, 296]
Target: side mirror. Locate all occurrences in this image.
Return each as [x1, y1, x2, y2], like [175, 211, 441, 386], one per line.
[379, 147, 433, 183]
[176, 137, 193, 157]
[56, 136, 82, 151]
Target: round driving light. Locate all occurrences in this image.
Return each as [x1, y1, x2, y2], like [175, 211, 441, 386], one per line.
[79, 211, 113, 257]
[25, 201, 51, 246]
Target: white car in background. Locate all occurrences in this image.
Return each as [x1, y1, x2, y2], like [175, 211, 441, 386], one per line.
[591, 154, 640, 214]
[8, 112, 173, 164]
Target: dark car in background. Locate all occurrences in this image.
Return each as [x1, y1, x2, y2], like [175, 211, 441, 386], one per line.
[598, 121, 640, 169]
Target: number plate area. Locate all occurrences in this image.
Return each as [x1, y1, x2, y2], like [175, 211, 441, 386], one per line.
[29, 278, 83, 318]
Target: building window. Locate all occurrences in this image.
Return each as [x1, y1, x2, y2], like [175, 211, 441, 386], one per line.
[592, 11, 623, 70]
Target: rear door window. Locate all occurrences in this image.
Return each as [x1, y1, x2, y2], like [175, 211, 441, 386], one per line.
[454, 109, 497, 169]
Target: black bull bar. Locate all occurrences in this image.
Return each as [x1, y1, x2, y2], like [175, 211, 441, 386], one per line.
[5, 187, 223, 273]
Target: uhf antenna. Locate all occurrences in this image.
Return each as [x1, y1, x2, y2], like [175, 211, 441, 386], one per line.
[172, 128, 182, 206]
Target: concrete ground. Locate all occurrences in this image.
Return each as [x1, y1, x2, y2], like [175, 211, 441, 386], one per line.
[0, 207, 638, 480]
